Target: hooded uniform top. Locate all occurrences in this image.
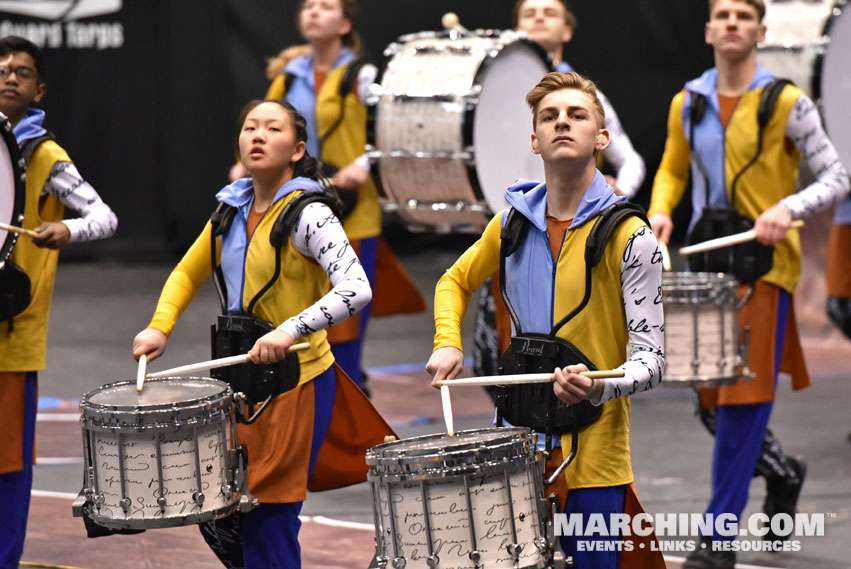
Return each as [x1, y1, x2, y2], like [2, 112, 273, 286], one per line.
[434, 172, 664, 489]
[266, 49, 381, 242]
[0, 108, 117, 372]
[649, 66, 849, 294]
[146, 177, 372, 384]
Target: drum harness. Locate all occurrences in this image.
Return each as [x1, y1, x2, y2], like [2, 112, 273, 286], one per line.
[685, 78, 793, 286]
[0, 132, 53, 330]
[209, 189, 343, 424]
[495, 200, 649, 485]
[282, 58, 368, 216]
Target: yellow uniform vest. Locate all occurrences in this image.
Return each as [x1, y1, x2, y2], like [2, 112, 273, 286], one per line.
[0, 141, 69, 372]
[266, 63, 381, 241]
[434, 211, 647, 488]
[649, 86, 803, 292]
[149, 190, 334, 385]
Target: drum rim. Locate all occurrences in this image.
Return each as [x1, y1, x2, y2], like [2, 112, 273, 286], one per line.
[84, 499, 240, 530]
[367, 426, 533, 456]
[0, 111, 26, 264]
[81, 377, 231, 412]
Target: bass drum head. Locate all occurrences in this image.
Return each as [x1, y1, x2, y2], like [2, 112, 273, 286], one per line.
[473, 40, 550, 213]
[818, 4, 851, 174]
[0, 113, 25, 264]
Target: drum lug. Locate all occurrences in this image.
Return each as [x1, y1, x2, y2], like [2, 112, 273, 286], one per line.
[392, 556, 407, 568]
[370, 555, 389, 569]
[534, 536, 548, 553]
[507, 542, 524, 560]
[192, 491, 205, 505]
[119, 497, 131, 513]
[468, 550, 481, 565]
[239, 492, 259, 513]
[157, 496, 166, 511]
[72, 489, 89, 518]
[425, 554, 439, 568]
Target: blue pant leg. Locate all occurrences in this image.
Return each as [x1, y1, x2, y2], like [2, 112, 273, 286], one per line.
[241, 367, 336, 569]
[0, 373, 37, 569]
[706, 290, 789, 538]
[330, 236, 378, 385]
[560, 486, 626, 569]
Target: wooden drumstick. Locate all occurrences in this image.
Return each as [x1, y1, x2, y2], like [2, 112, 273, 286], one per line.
[146, 342, 310, 379]
[434, 369, 625, 388]
[136, 354, 147, 392]
[440, 385, 455, 436]
[0, 221, 38, 238]
[659, 241, 672, 272]
[678, 220, 804, 256]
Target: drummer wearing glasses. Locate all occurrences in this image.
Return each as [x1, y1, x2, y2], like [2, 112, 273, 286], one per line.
[427, 71, 666, 569]
[0, 36, 117, 569]
[648, 0, 850, 566]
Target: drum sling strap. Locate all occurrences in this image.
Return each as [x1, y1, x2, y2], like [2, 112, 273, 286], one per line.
[208, 192, 343, 423]
[685, 79, 793, 284]
[282, 58, 368, 216]
[496, 201, 649, 483]
[0, 132, 56, 330]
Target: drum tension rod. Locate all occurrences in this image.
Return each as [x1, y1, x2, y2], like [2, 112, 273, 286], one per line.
[503, 469, 523, 561]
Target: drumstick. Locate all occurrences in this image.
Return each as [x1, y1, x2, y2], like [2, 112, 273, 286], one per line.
[678, 220, 804, 256]
[433, 369, 625, 388]
[659, 241, 672, 272]
[0, 221, 38, 238]
[146, 342, 310, 379]
[440, 385, 455, 436]
[136, 354, 147, 392]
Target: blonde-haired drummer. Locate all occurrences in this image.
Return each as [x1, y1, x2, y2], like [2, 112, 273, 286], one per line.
[427, 71, 666, 568]
[648, 0, 849, 566]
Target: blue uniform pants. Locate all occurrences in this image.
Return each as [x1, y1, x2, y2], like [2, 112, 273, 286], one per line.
[707, 290, 789, 538]
[0, 372, 37, 569]
[560, 485, 627, 569]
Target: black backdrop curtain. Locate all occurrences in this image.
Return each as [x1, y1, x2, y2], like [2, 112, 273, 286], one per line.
[0, 0, 712, 259]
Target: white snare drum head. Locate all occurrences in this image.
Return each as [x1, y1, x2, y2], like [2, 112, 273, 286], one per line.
[86, 377, 226, 407]
[820, 5, 851, 174]
[474, 41, 549, 212]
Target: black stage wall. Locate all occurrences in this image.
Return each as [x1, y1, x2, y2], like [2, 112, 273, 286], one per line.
[0, 1, 712, 259]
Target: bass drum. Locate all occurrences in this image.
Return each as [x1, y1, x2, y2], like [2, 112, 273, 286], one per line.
[368, 30, 552, 232]
[0, 111, 26, 267]
[815, 2, 851, 175]
[757, 0, 835, 95]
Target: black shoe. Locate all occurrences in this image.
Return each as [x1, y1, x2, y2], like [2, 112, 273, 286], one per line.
[763, 456, 807, 542]
[359, 368, 371, 398]
[683, 539, 735, 569]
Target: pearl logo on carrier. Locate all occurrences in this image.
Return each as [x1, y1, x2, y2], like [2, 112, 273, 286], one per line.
[0, 0, 124, 49]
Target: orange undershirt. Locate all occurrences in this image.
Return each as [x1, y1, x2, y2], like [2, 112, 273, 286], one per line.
[718, 94, 739, 130]
[247, 205, 263, 240]
[547, 215, 573, 260]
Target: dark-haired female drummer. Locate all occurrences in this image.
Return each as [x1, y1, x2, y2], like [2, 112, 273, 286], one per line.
[133, 100, 394, 568]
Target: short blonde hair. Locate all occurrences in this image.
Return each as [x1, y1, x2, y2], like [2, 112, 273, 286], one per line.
[709, 0, 765, 21]
[526, 71, 605, 129]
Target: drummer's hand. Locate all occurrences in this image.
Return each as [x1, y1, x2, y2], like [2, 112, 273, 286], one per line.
[229, 161, 248, 182]
[553, 364, 603, 405]
[427, 346, 464, 387]
[133, 328, 168, 363]
[605, 175, 624, 197]
[649, 212, 673, 245]
[754, 203, 793, 246]
[331, 162, 369, 190]
[31, 222, 71, 249]
[249, 329, 294, 365]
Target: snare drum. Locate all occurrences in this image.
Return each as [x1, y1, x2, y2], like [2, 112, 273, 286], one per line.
[661, 273, 747, 388]
[366, 427, 552, 569]
[368, 30, 551, 232]
[74, 377, 256, 530]
[0, 111, 26, 267]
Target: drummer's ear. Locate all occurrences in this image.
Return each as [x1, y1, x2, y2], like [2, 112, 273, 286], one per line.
[32, 81, 45, 105]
